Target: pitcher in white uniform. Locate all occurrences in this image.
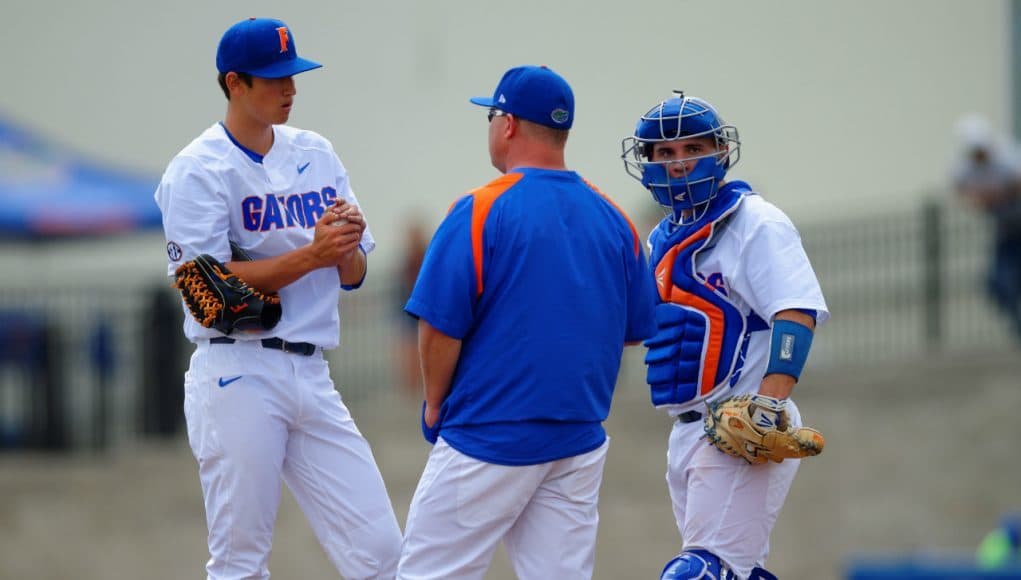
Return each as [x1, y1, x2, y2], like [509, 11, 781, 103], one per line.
[154, 17, 401, 580]
[621, 92, 829, 580]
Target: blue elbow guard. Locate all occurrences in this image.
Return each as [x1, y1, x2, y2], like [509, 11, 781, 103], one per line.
[765, 319, 814, 381]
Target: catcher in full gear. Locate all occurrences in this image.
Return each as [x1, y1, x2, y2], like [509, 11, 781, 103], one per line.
[621, 92, 829, 580]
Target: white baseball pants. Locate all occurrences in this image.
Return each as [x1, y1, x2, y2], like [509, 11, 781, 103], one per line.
[184, 341, 402, 580]
[667, 402, 802, 580]
[397, 437, 610, 580]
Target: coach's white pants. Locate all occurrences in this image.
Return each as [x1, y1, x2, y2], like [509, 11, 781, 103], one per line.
[667, 402, 802, 580]
[184, 341, 402, 580]
[397, 437, 609, 580]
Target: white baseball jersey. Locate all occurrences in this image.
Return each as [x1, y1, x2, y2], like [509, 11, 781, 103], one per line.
[155, 122, 375, 348]
[654, 193, 829, 417]
[157, 122, 401, 579]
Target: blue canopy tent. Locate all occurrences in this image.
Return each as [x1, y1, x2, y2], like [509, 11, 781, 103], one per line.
[0, 116, 171, 451]
[0, 115, 161, 238]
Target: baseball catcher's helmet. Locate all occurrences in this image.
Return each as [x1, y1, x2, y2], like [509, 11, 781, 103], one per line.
[622, 91, 740, 225]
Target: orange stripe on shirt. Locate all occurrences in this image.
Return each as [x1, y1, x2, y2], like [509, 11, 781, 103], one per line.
[652, 223, 724, 395]
[675, 223, 713, 253]
[470, 173, 523, 298]
[652, 225, 712, 302]
[677, 293, 725, 396]
[582, 178, 642, 257]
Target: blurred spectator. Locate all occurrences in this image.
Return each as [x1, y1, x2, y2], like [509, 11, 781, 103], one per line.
[952, 113, 1021, 340]
[396, 217, 428, 394]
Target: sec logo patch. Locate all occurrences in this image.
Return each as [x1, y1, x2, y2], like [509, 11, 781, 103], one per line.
[167, 241, 183, 262]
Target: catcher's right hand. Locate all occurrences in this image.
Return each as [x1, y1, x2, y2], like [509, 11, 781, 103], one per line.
[173, 254, 282, 335]
[703, 394, 824, 465]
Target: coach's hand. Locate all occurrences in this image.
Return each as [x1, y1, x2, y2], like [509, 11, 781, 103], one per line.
[424, 403, 440, 428]
[421, 401, 442, 444]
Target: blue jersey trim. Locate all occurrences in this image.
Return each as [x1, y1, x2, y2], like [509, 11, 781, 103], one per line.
[747, 311, 770, 332]
[341, 246, 368, 291]
[219, 122, 264, 164]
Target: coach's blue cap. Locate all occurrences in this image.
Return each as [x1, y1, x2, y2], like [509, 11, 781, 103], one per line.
[470, 65, 574, 129]
[216, 17, 321, 79]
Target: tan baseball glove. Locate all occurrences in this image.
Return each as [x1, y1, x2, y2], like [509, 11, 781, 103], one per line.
[703, 394, 825, 465]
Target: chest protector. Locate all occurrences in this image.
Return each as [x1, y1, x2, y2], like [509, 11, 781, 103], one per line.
[645, 181, 767, 406]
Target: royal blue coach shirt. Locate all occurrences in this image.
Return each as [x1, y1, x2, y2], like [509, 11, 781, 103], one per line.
[405, 168, 656, 465]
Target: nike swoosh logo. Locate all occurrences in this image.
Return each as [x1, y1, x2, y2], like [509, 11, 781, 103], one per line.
[218, 375, 243, 388]
[297, 161, 310, 174]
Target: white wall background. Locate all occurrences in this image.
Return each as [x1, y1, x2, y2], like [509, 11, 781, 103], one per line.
[0, 0, 1010, 271]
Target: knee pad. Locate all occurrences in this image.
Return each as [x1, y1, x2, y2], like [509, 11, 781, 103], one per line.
[660, 549, 734, 580]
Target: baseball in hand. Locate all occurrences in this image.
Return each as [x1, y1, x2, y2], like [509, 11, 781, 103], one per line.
[331, 207, 350, 227]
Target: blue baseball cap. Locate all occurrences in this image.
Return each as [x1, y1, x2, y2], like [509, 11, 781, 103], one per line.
[216, 17, 322, 79]
[470, 65, 574, 129]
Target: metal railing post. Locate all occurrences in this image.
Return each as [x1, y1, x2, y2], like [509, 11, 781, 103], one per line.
[922, 199, 944, 350]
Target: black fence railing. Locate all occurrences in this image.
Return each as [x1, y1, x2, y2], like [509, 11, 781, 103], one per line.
[0, 197, 1012, 452]
[800, 197, 1013, 366]
[0, 285, 187, 452]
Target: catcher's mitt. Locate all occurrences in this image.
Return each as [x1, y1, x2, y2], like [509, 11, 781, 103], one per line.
[703, 394, 824, 465]
[173, 254, 281, 335]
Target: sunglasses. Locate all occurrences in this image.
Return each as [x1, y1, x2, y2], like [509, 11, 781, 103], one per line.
[487, 108, 510, 122]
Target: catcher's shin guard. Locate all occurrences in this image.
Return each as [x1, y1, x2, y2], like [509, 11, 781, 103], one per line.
[660, 550, 735, 579]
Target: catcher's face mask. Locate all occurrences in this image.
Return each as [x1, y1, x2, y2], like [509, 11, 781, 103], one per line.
[622, 93, 740, 226]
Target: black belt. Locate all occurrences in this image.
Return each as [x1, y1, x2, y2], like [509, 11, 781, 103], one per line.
[677, 410, 703, 424]
[209, 336, 317, 356]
